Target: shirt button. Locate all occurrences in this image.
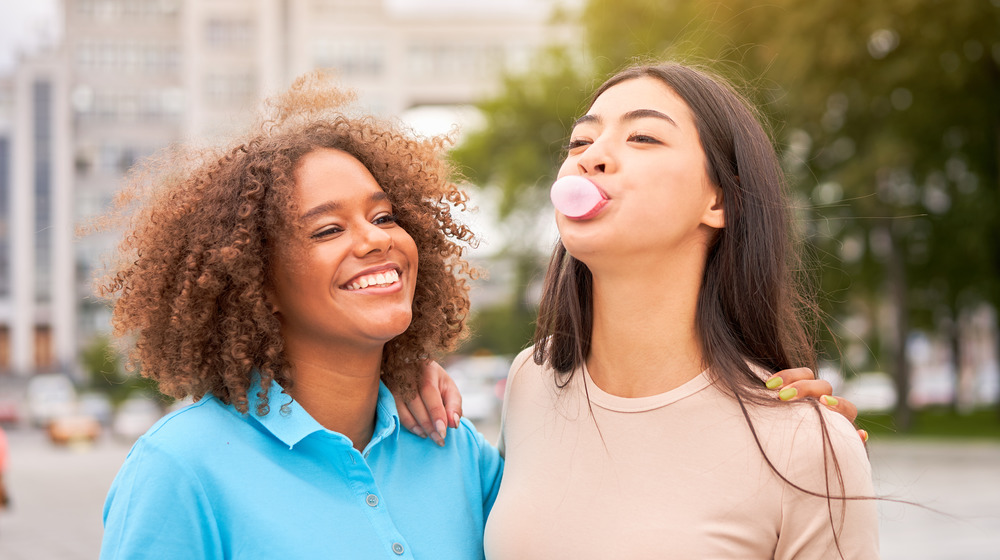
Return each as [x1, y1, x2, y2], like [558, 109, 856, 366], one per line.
[392, 542, 404, 555]
[365, 493, 379, 507]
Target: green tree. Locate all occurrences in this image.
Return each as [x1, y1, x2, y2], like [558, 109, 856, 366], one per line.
[452, 0, 1000, 427]
[81, 335, 164, 407]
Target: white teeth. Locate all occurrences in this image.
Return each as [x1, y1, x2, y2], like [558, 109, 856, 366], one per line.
[345, 270, 400, 290]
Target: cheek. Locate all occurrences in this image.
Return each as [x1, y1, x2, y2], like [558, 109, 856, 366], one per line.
[396, 232, 419, 277]
[556, 157, 575, 177]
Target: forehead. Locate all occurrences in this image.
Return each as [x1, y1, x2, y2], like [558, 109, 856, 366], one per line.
[292, 148, 384, 207]
[587, 76, 695, 126]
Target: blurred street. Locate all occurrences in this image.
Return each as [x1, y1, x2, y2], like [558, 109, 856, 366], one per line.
[0, 425, 997, 559]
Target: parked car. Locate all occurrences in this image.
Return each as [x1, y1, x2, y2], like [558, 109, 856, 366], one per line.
[0, 399, 21, 426]
[840, 372, 898, 413]
[445, 354, 511, 422]
[112, 396, 164, 441]
[26, 373, 77, 427]
[78, 392, 114, 426]
[47, 414, 101, 445]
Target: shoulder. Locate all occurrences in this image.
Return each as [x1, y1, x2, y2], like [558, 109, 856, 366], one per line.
[126, 396, 243, 463]
[506, 345, 548, 390]
[749, 399, 871, 492]
[452, 416, 502, 472]
[509, 347, 536, 378]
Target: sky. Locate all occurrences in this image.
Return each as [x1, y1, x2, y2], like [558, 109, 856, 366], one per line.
[0, 0, 59, 73]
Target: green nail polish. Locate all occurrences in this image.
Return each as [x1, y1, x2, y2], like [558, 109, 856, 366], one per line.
[778, 387, 798, 401]
[821, 395, 838, 407]
[765, 376, 783, 390]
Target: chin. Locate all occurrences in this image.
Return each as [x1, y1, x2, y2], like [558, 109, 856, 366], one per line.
[560, 236, 605, 264]
[375, 311, 414, 341]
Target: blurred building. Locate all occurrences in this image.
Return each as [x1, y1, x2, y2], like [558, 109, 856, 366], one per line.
[0, 0, 577, 379]
[0, 49, 75, 379]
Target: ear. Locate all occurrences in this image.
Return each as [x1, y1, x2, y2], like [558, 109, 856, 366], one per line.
[263, 283, 281, 316]
[701, 183, 725, 229]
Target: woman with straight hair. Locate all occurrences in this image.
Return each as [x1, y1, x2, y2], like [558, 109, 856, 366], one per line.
[407, 62, 877, 559]
[487, 62, 877, 558]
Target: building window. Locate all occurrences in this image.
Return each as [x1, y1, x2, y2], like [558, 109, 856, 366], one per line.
[314, 39, 384, 77]
[204, 72, 256, 104]
[34, 325, 53, 371]
[33, 81, 53, 303]
[75, 39, 181, 74]
[205, 18, 255, 48]
[72, 88, 185, 123]
[405, 43, 504, 80]
[77, 0, 181, 20]
[0, 137, 9, 297]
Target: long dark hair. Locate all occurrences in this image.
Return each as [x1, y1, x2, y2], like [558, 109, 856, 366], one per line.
[532, 62, 857, 557]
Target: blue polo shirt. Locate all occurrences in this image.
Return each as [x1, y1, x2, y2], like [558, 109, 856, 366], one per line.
[100, 379, 503, 559]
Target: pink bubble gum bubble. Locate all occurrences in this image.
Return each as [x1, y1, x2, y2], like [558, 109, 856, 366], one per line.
[550, 176, 607, 218]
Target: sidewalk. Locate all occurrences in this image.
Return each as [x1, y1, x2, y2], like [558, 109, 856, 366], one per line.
[0, 429, 997, 559]
[870, 438, 1000, 559]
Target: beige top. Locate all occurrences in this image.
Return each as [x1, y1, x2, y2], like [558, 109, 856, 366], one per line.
[484, 348, 878, 559]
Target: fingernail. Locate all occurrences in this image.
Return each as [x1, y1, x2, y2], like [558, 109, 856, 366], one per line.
[411, 426, 427, 438]
[435, 419, 447, 442]
[452, 412, 461, 428]
[860, 429, 869, 443]
[778, 387, 798, 401]
[820, 395, 838, 407]
[765, 376, 783, 390]
[430, 432, 445, 447]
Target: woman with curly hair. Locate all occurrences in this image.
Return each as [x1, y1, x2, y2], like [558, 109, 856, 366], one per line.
[98, 73, 500, 559]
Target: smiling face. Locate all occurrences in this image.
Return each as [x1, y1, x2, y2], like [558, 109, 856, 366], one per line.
[556, 76, 725, 270]
[268, 148, 419, 357]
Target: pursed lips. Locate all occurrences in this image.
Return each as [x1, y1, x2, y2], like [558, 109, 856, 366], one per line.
[341, 266, 402, 291]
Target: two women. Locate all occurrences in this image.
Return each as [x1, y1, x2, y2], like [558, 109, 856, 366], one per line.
[99, 63, 874, 559]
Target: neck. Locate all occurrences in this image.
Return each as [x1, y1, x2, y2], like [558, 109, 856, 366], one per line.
[284, 347, 383, 452]
[586, 255, 707, 398]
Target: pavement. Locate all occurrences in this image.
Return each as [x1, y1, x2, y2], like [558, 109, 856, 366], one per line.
[0, 426, 997, 559]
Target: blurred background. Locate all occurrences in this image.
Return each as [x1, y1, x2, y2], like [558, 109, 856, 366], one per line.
[0, 0, 997, 558]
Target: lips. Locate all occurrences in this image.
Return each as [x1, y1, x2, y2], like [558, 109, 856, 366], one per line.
[341, 266, 401, 291]
[565, 197, 609, 220]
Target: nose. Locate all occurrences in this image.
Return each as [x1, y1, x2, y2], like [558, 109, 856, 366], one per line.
[575, 137, 614, 176]
[353, 222, 394, 257]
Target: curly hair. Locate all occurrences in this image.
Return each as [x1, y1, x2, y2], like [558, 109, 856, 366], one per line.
[98, 71, 477, 415]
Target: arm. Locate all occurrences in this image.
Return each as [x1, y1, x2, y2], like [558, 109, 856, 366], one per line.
[396, 363, 869, 444]
[101, 440, 222, 559]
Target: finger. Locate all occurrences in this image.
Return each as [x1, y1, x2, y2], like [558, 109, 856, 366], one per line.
[778, 378, 834, 400]
[418, 362, 449, 446]
[767, 367, 815, 387]
[819, 394, 859, 424]
[433, 364, 464, 429]
[857, 429, 869, 444]
[396, 397, 424, 437]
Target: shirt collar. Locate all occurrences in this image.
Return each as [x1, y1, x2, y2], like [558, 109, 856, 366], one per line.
[246, 373, 401, 449]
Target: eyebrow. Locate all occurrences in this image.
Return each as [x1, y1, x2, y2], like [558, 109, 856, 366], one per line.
[573, 108, 678, 128]
[299, 191, 389, 223]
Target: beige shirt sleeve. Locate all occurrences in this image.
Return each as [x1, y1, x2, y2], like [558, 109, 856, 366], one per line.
[773, 405, 880, 559]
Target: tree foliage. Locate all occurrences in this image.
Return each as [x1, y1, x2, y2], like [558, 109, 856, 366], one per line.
[451, 0, 1000, 423]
